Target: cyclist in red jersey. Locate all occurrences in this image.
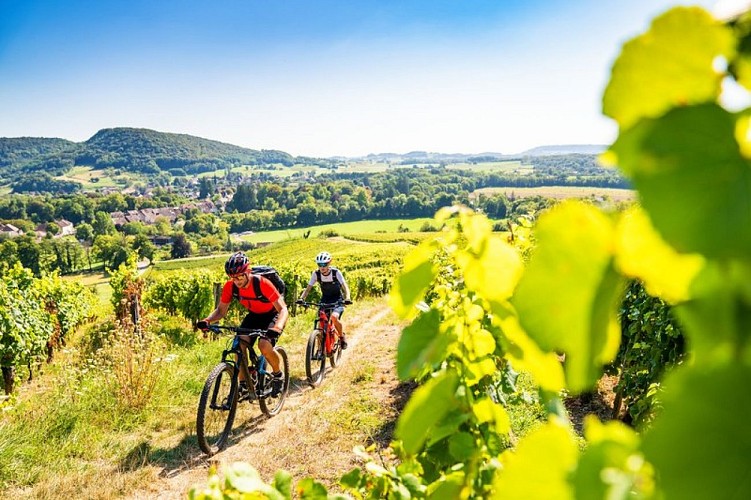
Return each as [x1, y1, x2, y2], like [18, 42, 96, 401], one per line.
[199, 252, 289, 395]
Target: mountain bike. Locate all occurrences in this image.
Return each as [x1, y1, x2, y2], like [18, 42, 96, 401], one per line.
[296, 300, 348, 387]
[196, 325, 289, 456]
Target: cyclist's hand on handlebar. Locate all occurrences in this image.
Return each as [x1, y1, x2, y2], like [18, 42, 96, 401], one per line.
[295, 299, 304, 305]
[195, 320, 210, 331]
[344, 299, 353, 305]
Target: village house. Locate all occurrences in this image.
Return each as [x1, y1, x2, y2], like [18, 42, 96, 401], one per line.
[109, 201, 218, 229]
[34, 219, 76, 239]
[0, 223, 23, 238]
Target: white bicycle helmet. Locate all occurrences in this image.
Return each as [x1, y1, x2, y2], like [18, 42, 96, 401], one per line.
[315, 251, 332, 266]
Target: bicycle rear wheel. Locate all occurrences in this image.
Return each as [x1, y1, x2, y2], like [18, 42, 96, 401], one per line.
[196, 362, 237, 455]
[260, 346, 289, 416]
[305, 329, 326, 387]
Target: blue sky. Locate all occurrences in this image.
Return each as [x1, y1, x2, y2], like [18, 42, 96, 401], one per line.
[0, 1, 735, 157]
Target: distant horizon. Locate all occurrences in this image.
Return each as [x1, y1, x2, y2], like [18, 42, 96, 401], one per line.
[0, 126, 607, 159]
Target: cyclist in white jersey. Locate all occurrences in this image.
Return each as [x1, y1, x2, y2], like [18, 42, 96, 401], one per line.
[298, 251, 352, 349]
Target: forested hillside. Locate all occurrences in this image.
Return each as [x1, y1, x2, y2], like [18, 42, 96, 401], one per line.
[0, 128, 298, 189]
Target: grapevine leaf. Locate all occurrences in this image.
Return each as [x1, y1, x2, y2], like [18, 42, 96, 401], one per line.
[673, 260, 751, 362]
[339, 468, 364, 490]
[468, 327, 496, 359]
[396, 371, 459, 454]
[573, 417, 652, 500]
[615, 206, 705, 304]
[396, 309, 450, 380]
[472, 396, 511, 435]
[448, 432, 475, 461]
[603, 7, 734, 129]
[456, 236, 523, 302]
[643, 364, 751, 500]
[427, 471, 464, 499]
[388, 243, 437, 318]
[272, 470, 293, 499]
[465, 358, 498, 386]
[489, 303, 566, 393]
[494, 418, 578, 499]
[296, 478, 329, 499]
[426, 411, 470, 447]
[511, 202, 624, 393]
[611, 103, 751, 258]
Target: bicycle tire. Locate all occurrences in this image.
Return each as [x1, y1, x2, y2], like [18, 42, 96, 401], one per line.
[328, 331, 343, 368]
[196, 362, 237, 455]
[260, 346, 289, 416]
[305, 329, 326, 387]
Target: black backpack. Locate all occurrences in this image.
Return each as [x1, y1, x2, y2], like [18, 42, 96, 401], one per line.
[232, 265, 286, 303]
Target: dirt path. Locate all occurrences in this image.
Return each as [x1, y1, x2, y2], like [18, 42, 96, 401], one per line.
[130, 301, 408, 499]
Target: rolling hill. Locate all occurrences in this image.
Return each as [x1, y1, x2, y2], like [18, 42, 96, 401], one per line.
[0, 127, 297, 182]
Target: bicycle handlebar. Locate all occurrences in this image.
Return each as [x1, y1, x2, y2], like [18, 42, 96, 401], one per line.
[204, 324, 269, 336]
[296, 299, 350, 309]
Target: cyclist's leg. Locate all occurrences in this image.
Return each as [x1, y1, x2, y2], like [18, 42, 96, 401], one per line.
[236, 314, 256, 387]
[331, 305, 347, 348]
[245, 311, 282, 372]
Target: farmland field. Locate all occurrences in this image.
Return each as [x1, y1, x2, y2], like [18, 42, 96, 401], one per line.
[446, 160, 532, 173]
[471, 185, 636, 202]
[234, 218, 435, 243]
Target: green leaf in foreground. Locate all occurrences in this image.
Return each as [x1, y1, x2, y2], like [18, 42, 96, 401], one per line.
[674, 259, 751, 364]
[511, 202, 624, 393]
[388, 242, 437, 318]
[494, 418, 578, 499]
[615, 206, 705, 304]
[603, 6, 734, 129]
[611, 103, 751, 259]
[573, 416, 654, 500]
[643, 364, 751, 500]
[396, 309, 450, 380]
[396, 370, 459, 454]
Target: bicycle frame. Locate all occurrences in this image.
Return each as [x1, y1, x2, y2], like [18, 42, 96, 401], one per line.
[213, 327, 270, 401]
[313, 306, 338, 355]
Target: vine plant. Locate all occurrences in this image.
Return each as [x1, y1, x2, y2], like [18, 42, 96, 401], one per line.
[192, 6, 751, 499]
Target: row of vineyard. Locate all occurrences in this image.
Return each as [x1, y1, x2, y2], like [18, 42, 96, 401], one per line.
[0, 265, 95, 394]
[191, 6, 751, 499]
[143, 238, 412, 323]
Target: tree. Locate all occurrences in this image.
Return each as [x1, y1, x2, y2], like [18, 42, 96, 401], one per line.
[93, 234, 133, 272]
[229, 184, 257, 212]
[132, 234, 156, 262]
[75, 222, 94, 243]
[170, 233, 192, 259]
[199, 177, 215, 199]
[45, 222, 60, 237]
[92, 211, 115, 237]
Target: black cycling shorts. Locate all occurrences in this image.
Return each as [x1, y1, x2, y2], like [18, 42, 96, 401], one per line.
[240, 311, 280, 345]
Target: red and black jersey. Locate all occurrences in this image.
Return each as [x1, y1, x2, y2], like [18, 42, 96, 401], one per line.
[220, 276, 280, 314]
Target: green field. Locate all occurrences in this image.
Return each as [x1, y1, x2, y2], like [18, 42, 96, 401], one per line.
[447, 160, 532, 173]
[471, 185, 636, 202]
[235, 218, 435, 244]
[195, 159, 534, 178]
[55, 166, 134, 189]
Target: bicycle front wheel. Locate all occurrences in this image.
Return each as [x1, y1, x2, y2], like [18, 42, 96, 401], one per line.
[196, 362, 237, 455]
[305, 329, 326, 387]
[260, 346, 289, 417]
